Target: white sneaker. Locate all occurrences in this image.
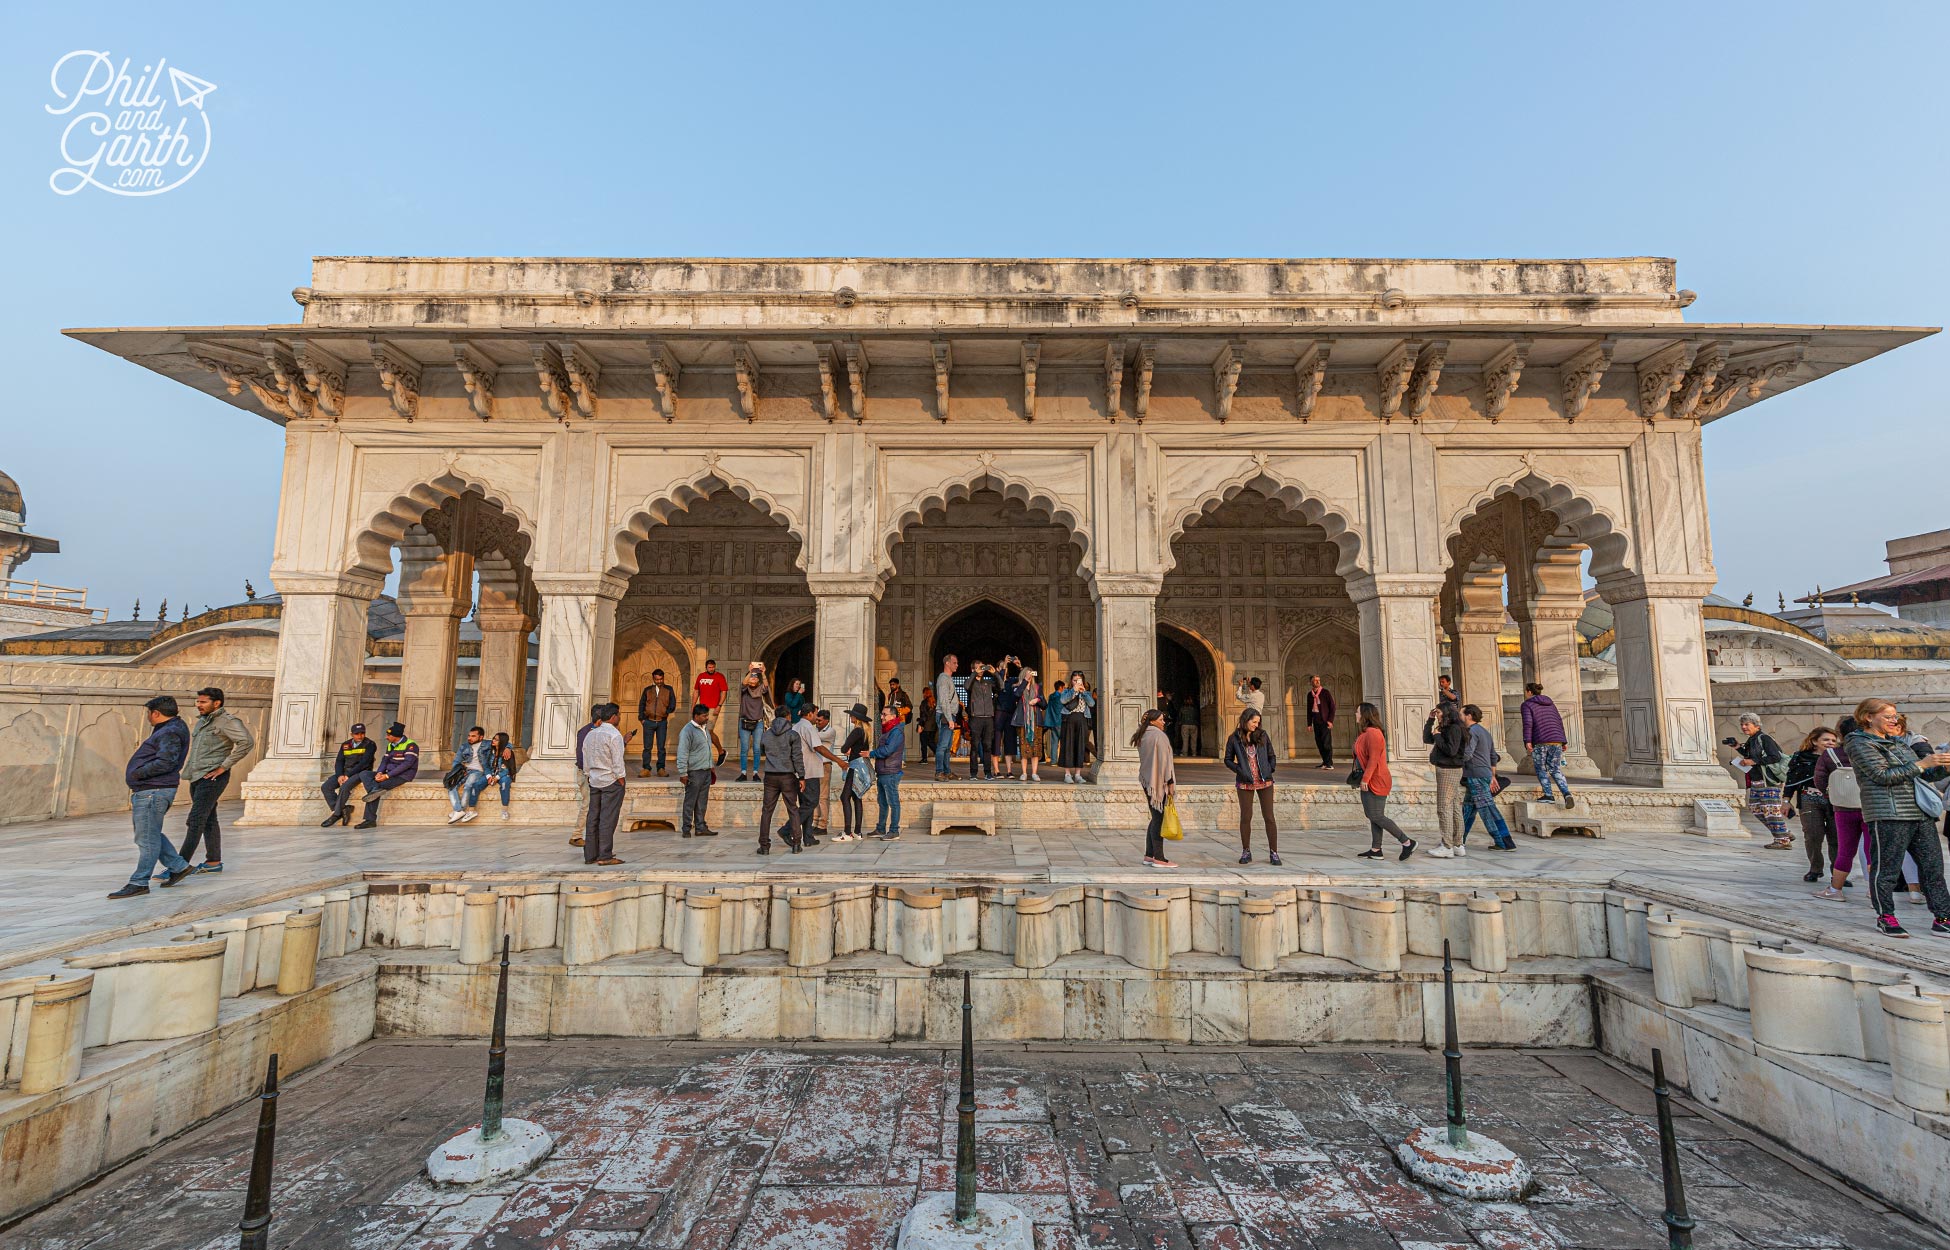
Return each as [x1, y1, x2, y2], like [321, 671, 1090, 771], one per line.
[446, 811, 464, 824]
[1453, 845, 1467, 857]
[460, 810, 477, 823]
[1427, 846, 1454, 858]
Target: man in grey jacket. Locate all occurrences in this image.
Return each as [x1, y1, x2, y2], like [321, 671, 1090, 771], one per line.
[179, 687, 255, 873]
[933, 655, 960, 779]
[1459, 704, 1514, 851]
[755, 711, 805, 855]
[675, 703, 718, 838]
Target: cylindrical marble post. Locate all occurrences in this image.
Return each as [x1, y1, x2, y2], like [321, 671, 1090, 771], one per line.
[276, 911, 323, 996]
[20, 973, 93, 1095]
[459, 892, 499, 965]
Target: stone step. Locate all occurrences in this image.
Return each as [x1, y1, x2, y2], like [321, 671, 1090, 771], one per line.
[930, 800, 997, 836]
[1514, 799, 1604, 839]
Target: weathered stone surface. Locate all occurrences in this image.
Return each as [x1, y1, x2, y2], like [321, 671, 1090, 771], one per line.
[425, 1118, 555, 1186]
[1392, 1125, 1535, 1202]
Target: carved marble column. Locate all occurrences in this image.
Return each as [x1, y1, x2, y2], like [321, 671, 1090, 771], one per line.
[525, 573, 626, 786]
[1093, 576, 1161, 784]
[475, 607, 534, 752]
[809, 574, 878, 722]
[1602, 576, 1734, 791]
[251, 572, 382, 785]
[395, 546, 474, 770]
[1450, 565, 1507, 749]
[1512, 545, 1599, 778]
[1348, 575, 1443, 785]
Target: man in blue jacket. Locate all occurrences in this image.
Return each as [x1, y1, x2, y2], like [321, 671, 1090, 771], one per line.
[109, 695, 195, 898]
[352, 722, 419, 829]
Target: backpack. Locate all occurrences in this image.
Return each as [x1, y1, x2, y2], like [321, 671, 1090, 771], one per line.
[1824, 747, 1861, 809]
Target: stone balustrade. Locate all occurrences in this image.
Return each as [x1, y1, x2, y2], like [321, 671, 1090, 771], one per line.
[63, 939, 227, 1048]
[18, 974, 92, 1096]
[1744, 949, 1909, 1064]
[1878, 985, 1950, 1115]
[1647, 912, 1779, 1010]
[560, 883, 667, 966]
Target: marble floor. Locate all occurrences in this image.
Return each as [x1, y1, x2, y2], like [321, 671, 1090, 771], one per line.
[3, 1039, 1936, 1250]
[8, 800, 1948, 984]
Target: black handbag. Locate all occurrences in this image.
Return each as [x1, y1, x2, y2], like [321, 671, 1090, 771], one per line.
[1345, 762, 1365, 788]
[442, 759, 467, 790]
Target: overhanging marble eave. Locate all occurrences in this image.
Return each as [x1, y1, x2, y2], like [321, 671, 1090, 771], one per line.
[61, 321, 1936, 427]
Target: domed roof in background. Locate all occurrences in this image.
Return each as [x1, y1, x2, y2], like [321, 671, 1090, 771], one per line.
[0, 468, 23, 523]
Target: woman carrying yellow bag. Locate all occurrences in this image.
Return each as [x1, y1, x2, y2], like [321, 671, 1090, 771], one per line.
[1135, 708, 1179, 868]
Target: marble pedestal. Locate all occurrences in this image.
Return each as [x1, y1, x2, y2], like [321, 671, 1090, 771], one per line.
[1393, 1124, 1534, 1201]
[896, 1193, 1033, 1250]
[425, 1119, 554, 1185]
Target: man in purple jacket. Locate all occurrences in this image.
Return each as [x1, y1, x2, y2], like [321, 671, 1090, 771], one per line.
[1520, 682, 1575, 810]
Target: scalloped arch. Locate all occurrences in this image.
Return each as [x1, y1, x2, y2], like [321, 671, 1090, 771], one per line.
[611, 470, 807, 579]
[882, 469, 1092, 582]
[1442, 468, 1633, 582]
[349, 471, 539, 577]
[1164, 469, 1367, 580]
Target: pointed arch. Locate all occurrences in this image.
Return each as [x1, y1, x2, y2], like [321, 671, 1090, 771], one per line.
[882, 468, 1092, 583]
[611, 470, 806, 578]
[1443, 468, 1633, 582]
[349, 470, 539, 578]
[1164, 469, 1367, 580]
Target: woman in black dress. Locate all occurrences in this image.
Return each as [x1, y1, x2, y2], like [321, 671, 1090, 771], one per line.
[1056, 672, 1097, 782]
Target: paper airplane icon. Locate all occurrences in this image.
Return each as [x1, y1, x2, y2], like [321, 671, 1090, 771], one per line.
[168, 67, 217, 110]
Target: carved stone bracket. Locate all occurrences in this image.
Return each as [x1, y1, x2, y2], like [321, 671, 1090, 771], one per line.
[1668, 340, 1728, 421]
[1104, 339, 1125, 420]
[255, 343, 316, 420]
[1212, 340, 1245, 422]
[562, 342, 600, 418]
[1697, 345, 1805, 420]
[1293, 341, 1329, 422]
[932, 341, 951, 422]
[647, 343, 681, 422]
[368, 341, 421, 421]
[452, 344, 497, 421]
[1633, 342, 1696, 423]
[531, 343, 572, 420]
[1021, 340, 1040, 421]
[192, 345, 302, 422]
[1132, 341, 1156, 421]
[1404, 340, 1448, 422]
[294, 343, 347, 418]
[1479, 340, 1529, 424]
[1559, 339, 1615, 422]
[733, 343, 760, 421]
[843, 341, 868, 421]
[1376, 340, 1421, 423]
[815, 343, 841, 422]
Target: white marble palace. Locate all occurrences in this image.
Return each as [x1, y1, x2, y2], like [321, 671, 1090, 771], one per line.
[72, 257, 1928, 827]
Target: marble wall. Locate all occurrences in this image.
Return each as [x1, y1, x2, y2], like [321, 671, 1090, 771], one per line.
[0, 662, 271, 825]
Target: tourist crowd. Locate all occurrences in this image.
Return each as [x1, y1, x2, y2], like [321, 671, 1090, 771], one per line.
[107, 667, 1950, 942]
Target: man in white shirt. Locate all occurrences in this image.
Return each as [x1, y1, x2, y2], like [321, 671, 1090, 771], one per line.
[791, 709, 845, 846]
[581, 703, 627, 865]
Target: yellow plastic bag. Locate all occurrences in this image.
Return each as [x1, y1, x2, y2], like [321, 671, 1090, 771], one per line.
[1160, 798, 1184, 841]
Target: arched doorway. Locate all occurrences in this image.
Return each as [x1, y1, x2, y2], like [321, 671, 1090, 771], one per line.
[761, 623, 815, 709]
[1156, 625, 1216, 757]
[931, 600, 1041, 676]
[1281, 625, 1363, 764]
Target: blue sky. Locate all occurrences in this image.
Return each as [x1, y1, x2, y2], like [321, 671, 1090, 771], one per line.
[2, 2, 1944, 620]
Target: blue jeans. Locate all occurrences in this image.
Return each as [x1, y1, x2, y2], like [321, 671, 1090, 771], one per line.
[739, 725, 760, 774]
[1462, 776, 1513, 847]
[129, 787, 188, 886]
[640, 719, 667, 771]
[873, 772, 902, 835]
[496, 772, 513, 806]
[1531, 743, 1572, 800]
[448, 771, 491, 811]
[934, 714, 955, 776]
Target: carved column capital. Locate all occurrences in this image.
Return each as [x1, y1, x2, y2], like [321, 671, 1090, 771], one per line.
[531, 572, 630, 602]
[269, 572, 384, 600]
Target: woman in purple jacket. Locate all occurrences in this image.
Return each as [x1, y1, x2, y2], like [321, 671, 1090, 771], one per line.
[1519, 683, 1575, 810]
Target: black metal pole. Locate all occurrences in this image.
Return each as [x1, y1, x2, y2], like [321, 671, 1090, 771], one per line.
[954, 970, 977, 1226]
[1652, 1048, 1695, 1249]
[238, 1053, 279, 1250]
[1442, 939, 1466, 1149]
[482, 934, 510, 1143]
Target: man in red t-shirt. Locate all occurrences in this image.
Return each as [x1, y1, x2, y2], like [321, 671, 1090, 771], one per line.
[694, 659, 730, 764]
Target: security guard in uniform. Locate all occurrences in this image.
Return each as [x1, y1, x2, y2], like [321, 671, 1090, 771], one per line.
[320, 723, 378, 827]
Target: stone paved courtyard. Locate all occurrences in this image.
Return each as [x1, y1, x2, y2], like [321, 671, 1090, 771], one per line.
[3, 1040, 1937, 1250]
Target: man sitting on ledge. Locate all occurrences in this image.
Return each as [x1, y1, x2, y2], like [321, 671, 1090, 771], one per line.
[353, 723, 418, 829]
